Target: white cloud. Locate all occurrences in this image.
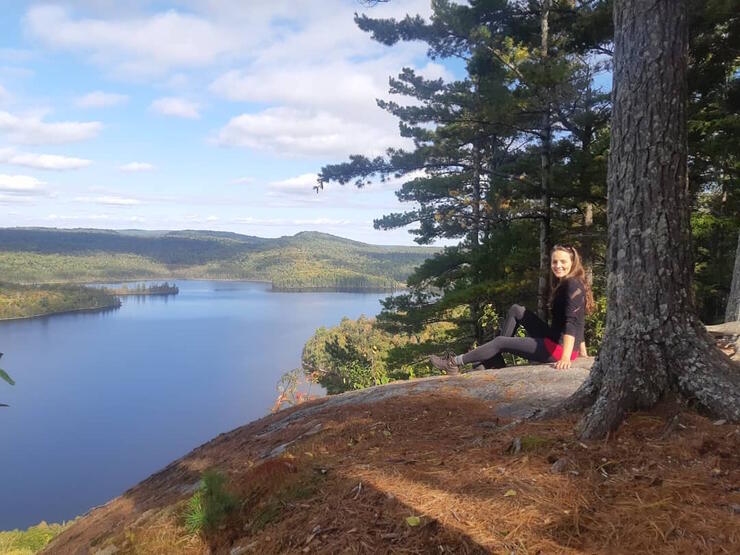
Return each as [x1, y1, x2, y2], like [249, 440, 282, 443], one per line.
[24, 5, 244, 76]
[216, 107, 406, 158]
[0, 48, 34, 63]
[74, 195, 142, 205]
[118, 161, 155, 172]
[234, 216, 352, 227]
[0, 110, 102, 144]
[183, 213, 220, 223]
[47, 213, 146, 223]
[0, 174, 47, 195]
[210, 63, 385, 113]
[0, 194, 36, 204]
[210, 58, 449, 113]
[150, 97, 200, 119]
[294, 218, 352, 226]
[76, 90, 129, 108]
[231, 176, 254, 185]
[21, 1, 439, 159]
[0, 148, 91, 170]
[268, 173, 320, 196]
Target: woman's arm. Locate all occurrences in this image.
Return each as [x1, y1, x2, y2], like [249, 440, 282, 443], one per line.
[579, 341, 588, 356]
[555, 334, 575, 369]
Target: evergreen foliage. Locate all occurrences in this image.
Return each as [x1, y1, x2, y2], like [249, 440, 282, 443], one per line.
[312, 0, 737, 381]
[302, 316, 454, 394]
[183, 470, 238, 536]
[687, 0, 740, 323]
[319, 0, 612, 363]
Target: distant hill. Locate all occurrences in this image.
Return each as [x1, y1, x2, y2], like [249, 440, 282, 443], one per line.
[0, 228, 438, 290]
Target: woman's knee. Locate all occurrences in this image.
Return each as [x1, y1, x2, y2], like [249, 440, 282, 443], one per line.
[507, 304, 526, 320]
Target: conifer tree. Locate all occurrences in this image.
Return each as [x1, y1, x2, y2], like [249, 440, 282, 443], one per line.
[566, 0, 740, 438]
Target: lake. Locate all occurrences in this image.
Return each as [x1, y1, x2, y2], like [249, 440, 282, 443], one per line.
[0, 280, 389, 530]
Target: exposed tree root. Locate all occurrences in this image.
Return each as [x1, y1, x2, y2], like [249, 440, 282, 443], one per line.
[549, 319, 740, 439]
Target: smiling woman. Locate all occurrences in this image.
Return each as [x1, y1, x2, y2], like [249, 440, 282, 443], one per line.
[430, 245, 596, 374]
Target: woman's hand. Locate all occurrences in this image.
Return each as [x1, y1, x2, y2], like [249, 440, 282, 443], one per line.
[555, 334, 575, 369]
[554, 357, 572, 370]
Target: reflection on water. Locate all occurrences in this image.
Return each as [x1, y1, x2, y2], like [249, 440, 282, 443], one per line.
[0, 280, 388, 530]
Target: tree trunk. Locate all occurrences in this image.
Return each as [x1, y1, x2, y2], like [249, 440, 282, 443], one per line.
[471, 135, 484, 344]
[567, 0, 740, 439]
[584, 201, 594, 287]
[726, 232, 740, 322]
[537, 0, 552, 320]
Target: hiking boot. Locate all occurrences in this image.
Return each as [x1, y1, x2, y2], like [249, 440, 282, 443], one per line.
[429, 354, 460, 375]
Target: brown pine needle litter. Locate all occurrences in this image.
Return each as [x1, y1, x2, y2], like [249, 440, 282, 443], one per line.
[44, 395, 739, 554]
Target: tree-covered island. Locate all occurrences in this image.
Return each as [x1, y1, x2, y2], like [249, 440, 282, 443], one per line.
[0, 283, 121, 320]
[103, 282, 179, 296]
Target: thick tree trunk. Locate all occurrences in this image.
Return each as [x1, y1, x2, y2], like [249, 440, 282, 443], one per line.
[569, 0, 740, 439]
[726, 232, 740, 322]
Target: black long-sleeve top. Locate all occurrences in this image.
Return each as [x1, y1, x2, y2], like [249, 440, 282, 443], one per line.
[549, 278, 586, 345]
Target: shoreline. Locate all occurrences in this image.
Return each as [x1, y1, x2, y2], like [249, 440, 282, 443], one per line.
[0, 302, 121, 322]
[0, 279, 401, 322]
[8, 276, 405, 291]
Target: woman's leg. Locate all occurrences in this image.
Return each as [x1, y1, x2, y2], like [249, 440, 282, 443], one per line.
[516, 306, 554, 338]
[481, 304, 553, 368]
[461, 336, 554, 366]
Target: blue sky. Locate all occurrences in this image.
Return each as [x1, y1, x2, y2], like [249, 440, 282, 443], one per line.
[0, 1, 457, 245]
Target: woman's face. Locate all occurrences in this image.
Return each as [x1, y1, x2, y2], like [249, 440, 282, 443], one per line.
[551, 249, 573, 279]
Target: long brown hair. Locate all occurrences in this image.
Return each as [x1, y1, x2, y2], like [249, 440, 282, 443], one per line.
[549, 244, 595, 315]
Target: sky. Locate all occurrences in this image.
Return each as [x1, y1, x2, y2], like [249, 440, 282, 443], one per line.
[0, 1, 459, 246]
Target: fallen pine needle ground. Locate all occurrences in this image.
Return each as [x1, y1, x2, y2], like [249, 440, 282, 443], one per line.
[44, 395, 739, 555]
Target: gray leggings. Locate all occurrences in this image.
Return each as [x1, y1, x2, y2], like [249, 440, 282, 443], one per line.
[461, 305, 558, 368]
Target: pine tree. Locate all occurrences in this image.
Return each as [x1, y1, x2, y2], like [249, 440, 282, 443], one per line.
[566, 0, 740, 439]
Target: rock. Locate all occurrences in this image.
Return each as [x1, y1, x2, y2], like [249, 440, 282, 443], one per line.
[261, 423, 323, 459]
[705, 321, 740, 361]
[179, 481, 201, 494]
[93, 546, 119, 555]
[508, 437, 522, 454]
[705, 321, 740, 336]
[731, 504, 740, 515]
[550, 458, 569, 474]
[265, 442, 290, 458]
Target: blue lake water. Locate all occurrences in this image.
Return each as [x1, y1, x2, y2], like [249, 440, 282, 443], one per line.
[0, 280, 389, 530]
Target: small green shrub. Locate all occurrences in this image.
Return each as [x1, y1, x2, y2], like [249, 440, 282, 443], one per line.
[585, 295, 607, 354]
[182, 470, 238, 536]
[0, 521, 69, 554]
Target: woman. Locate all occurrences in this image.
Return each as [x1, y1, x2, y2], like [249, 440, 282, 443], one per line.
[430, 245, 595, 375]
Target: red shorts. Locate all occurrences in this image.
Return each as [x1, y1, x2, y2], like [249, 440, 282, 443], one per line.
[544, 337, 579, 361]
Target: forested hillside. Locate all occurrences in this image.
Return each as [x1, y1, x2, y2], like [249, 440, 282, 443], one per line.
[0, 228, 436, 290]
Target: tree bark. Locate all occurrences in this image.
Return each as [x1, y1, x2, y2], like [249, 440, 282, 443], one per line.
[726, 232, 740, 322]
[569, 0, 740, 439]
[537, 0, 553, 320]
[471, 135, 484, 344]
